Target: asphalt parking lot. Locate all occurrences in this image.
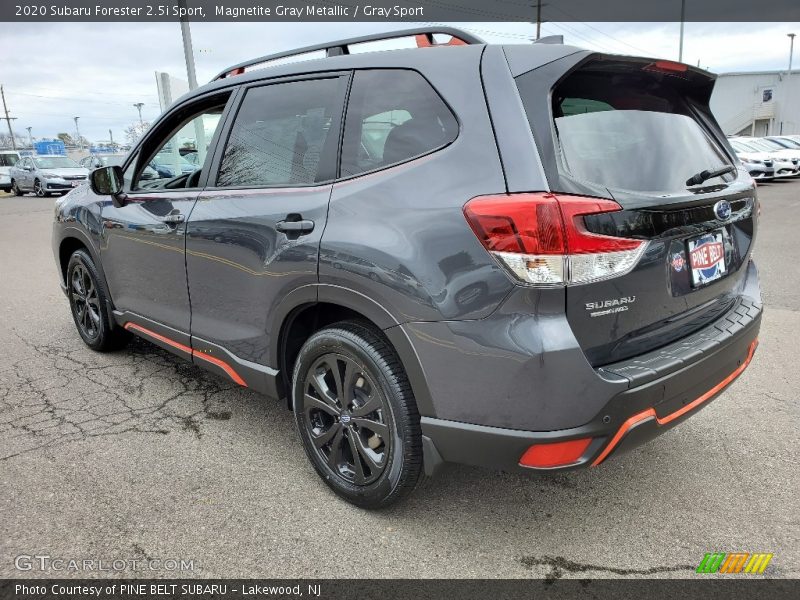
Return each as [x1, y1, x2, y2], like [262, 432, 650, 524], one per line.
[0, 182, 798, 580]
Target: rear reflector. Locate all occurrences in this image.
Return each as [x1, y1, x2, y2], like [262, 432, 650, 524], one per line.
[519, 438, 593, 468]
[464, 193, 646, 286]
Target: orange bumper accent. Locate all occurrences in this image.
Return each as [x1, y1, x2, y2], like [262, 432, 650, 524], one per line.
[592, 338, 758, 466]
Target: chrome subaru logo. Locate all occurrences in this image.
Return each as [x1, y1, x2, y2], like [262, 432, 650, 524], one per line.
[340, 414, 351, 425]
[714, 200, 732, 221]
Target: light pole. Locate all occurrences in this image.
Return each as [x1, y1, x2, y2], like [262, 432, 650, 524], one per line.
[783, 33, 796, 135]
[678, 0, 686, 62]
[26, 126, 33, 150]
[178, 0, 198, 90]
[133, 102, 144, 126]
[73, 116, 82, 151]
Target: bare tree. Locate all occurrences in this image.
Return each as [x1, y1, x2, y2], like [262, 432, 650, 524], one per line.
[124, 121, 151, 145]
[0, 132, 25, 149]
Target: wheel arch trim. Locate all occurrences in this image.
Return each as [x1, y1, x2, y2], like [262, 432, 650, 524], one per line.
[271, 284, 436, 417]
[57, 227, 118, 327]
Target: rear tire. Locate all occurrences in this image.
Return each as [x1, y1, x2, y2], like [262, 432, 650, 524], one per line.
[11, 180, 23, 196]
[292, 321, 422, 508]
[66, 249, 130, 352]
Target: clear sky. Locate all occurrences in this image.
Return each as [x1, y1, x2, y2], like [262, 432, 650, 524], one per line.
[1, 21, 797, 143]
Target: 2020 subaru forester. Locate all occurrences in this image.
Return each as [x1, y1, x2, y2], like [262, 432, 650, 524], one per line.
[53, 28, 761, 507]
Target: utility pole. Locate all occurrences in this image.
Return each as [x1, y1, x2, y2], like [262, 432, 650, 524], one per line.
[109, 128, 115, 149]
[535, 0, 542, 41]
[784, 33, 796, 135]
[179, 0, 198, 90]
[678, 0, 686, 62]
[73, 116, 82, 151]
[1, 85, 18, 150]
[26, 126, 33, 150]
[133, 102, 144, 126]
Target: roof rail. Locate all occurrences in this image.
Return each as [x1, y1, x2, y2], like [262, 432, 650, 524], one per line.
[211, 26, 484, 81]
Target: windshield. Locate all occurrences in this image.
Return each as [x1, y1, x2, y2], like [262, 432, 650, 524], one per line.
[731, 140, 759, 153]
[34, 156, 79, 169]
[769, 138, 800, 149]
[744, 138, 783, 152]
[0, 153, 19, 167]
[545, 70, 731, 192]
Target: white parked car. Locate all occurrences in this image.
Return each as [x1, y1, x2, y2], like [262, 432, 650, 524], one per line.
[735, 137, 800, 177]
[728, 139, 775, 181]
[10, 155, 89, 196]
[730, 138, 798, 178]
[0, 150, 21, 193]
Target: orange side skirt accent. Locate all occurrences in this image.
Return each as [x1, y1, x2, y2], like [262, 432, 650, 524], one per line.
[124, 322, 248, 388]
[592, 338, 758, 466]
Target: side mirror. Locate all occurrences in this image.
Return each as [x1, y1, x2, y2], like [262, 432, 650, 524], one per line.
[90, 165, 127, 208]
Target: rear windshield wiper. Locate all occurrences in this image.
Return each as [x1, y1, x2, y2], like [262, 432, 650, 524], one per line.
[686, 165, 735, 186]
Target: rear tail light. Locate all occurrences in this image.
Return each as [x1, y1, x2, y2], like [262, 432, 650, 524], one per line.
[464, 193, 646, 286]
[519, 438, 593, 468]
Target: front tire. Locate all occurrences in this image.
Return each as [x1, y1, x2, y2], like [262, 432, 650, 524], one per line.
[34, 179, 48, 197]
[292, 321, 422, 508]
[66, 249, 130, 351]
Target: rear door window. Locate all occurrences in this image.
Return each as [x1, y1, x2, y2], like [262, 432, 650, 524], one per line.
[521, 63, 733, 193]
[340, 70, 458, 177]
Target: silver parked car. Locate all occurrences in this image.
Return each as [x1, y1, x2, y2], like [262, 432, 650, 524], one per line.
[10, 155, 89, 196]
[79, 153, 159, 180]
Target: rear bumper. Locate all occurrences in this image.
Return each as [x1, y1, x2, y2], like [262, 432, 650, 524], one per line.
[421, 293, 761, 475]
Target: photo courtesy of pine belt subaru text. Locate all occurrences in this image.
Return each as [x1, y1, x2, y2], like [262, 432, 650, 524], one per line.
[52, 27, 762, 508]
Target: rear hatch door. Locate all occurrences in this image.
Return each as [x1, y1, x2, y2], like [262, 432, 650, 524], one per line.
[515, 54, 757, 366]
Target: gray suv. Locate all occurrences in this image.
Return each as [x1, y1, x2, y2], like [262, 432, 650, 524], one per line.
[52, 28, 762, 507]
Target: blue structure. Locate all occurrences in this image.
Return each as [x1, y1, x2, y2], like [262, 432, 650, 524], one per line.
[34, 140, 66, 155]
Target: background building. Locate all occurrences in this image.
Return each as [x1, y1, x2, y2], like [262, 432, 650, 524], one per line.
[711, 69, 800, 136]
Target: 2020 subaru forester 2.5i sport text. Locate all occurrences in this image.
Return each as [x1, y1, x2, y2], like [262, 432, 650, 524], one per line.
[53, 28, 761, 507]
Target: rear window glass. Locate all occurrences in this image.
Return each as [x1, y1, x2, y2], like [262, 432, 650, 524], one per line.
[526, 67, 732, 193]
[340, 70, 458, 177]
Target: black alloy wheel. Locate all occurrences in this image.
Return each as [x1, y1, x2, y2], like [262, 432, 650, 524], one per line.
[302, 353, 391, 485]
[292, 321, 422, 508]
[66, 249, 130, 351]
[70, 262, 101, 341]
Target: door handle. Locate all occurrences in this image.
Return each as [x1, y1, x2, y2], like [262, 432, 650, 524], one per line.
[163, 212, 185, 225]
[276, 218, 314, 234]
